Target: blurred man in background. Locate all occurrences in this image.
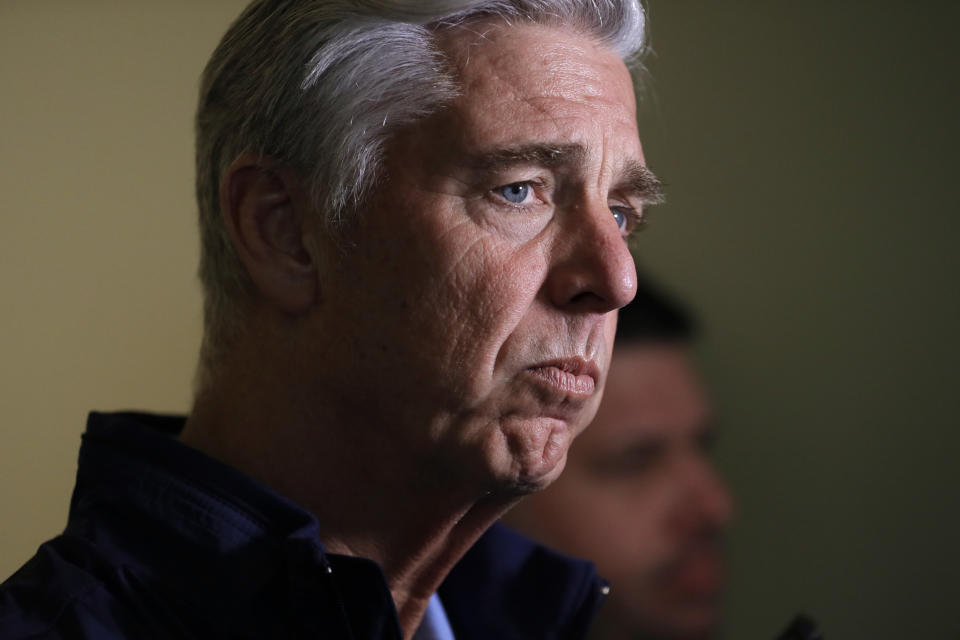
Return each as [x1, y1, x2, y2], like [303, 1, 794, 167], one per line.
[505, 279, 733, 640]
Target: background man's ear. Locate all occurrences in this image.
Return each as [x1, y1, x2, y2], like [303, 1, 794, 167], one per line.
[219, 154, 317, 312]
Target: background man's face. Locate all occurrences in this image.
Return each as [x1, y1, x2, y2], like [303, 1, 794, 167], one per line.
[507, 344, 733, 640]
[307, 23, 644, 493]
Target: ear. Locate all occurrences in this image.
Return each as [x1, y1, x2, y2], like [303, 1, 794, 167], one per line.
[220, 154, 317, 312]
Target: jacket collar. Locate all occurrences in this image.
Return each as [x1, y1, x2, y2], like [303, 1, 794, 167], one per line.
[72, 411, 604, 639]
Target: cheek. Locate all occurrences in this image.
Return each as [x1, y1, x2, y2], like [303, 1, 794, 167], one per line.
[593, 493, 663, 570]
[602, 313, 618, 358]
[427, 236, 546, 372]
[540, 480, 665, 575]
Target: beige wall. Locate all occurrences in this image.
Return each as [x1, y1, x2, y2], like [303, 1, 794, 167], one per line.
[2, 3, 958, 639]
[0, 1, 246, 575]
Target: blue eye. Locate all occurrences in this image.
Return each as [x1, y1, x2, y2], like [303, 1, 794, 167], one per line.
[611, 206, 630, 232]
[499, 182, 531, 204]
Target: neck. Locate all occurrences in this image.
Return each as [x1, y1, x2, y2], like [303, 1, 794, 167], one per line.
[182, 360, 517, 638]
[324, 492, 514, 636]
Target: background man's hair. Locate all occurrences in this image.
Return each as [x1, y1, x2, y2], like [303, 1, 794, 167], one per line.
[616, 275, 696, 345]
[194, 0, 648, 384]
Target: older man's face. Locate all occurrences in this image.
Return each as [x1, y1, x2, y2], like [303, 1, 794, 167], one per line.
[311, 23, 648, 492]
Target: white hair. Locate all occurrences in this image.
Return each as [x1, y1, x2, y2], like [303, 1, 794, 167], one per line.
[195, 0, 648, 375]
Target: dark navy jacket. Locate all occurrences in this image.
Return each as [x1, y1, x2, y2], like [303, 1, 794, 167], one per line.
[0, 412, 606, 639]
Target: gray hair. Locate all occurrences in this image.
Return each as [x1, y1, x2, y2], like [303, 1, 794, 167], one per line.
[195, 0, 648, 377]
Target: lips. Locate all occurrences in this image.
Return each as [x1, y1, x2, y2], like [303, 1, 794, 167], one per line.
[526, 357, 600, 400]
[660, 547, 724, 598]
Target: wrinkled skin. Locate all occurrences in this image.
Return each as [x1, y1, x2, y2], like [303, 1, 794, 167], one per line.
[307, 23, 647, 495]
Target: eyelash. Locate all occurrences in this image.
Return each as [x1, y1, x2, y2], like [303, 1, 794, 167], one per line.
[611, 205, 646, 237]
[490, 180, 547, 209]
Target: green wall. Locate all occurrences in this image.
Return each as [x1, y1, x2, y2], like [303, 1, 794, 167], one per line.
[635, 3, 960, 637]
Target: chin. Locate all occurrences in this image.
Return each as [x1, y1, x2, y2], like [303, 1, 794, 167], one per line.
[595, 586, 722, 640]
[463, 408, 582, 497]
[492, 425, 572, 496]
[515, 454, 569, 494]
[628, 606, 720, 640]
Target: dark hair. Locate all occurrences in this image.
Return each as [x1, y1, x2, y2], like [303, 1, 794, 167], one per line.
[615, 275, 695, 345]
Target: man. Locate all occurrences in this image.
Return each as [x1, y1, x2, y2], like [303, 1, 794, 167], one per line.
[504, 281, 734, 640]
[0, 1, 663, 638]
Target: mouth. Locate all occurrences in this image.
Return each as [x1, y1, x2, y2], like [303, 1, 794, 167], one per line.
[525, 357, 600, 401]
[660, 546, 724, 598]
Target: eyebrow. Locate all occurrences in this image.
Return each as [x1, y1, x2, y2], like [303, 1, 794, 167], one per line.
[467, 143, 664, 207]
[468, 143, 586, 172]
[620, 159, 665, 207]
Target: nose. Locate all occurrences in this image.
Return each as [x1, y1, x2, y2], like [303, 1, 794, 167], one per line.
[672, 457, 735, 533]
[545, 199, 637, 313]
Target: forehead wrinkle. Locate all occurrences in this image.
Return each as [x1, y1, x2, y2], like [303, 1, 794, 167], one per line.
[438, 23, 645, 203]
[449, 23, 631, 118]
